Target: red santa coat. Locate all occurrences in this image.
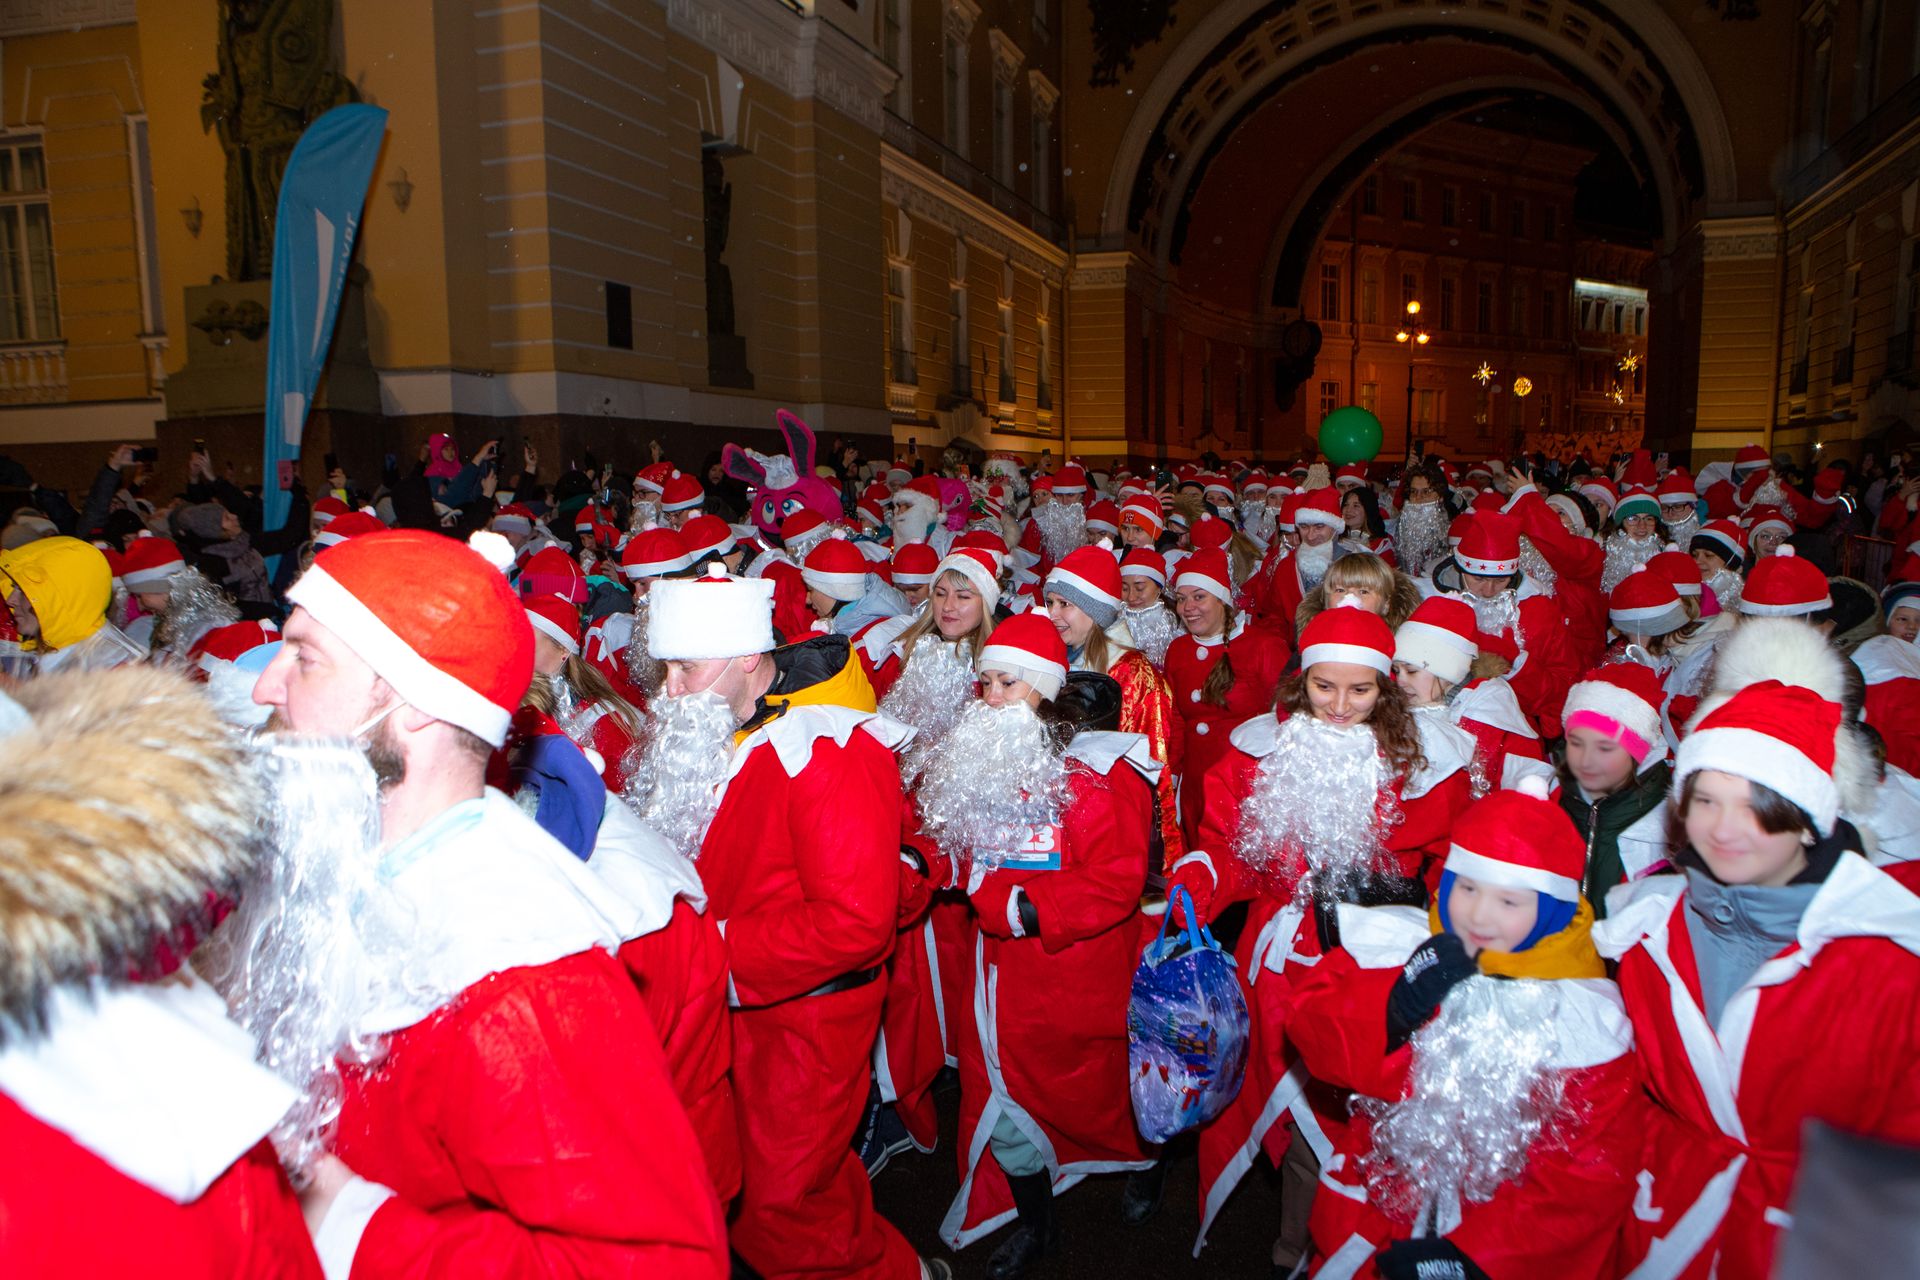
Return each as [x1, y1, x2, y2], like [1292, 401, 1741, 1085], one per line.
[1856, 635, 1920, 780]
[1449, 677, 1548, 791]
[940, 733, 1159, 1248]
[1167, 712, 1472, 1252]
[853, 611, 917, 702]
[698, 703, 923, 1280]
[878, 798, 970, 1154]
[1163, 618, 1293, 844]
[0, 980, 319, 1280]
[583, 611, 652, 712]
[1509, 491, 1608, 670]
[1252, 549, 1311, 639]
[1488, 584, 1577, 738]
[1592, 858, 1920, 1280]
[1281, 907, 1643, 1280]
[314, 792, 728, 1280]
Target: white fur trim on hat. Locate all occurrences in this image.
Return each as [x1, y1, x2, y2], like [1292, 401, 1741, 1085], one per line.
[646, 573, 777, 660]
[1173, 564, 1233, 606]
[1443, 845, 1579, 901]
[1044, 565, 1121, 612]
[1295, 507, 1346, 532]
[1456, 550, 1519, 577]
[977, 643, 1066, 700]
[934, 552, 1002, 609]
[1120, 561, 1167, 588]
[526, 610, 581, 656]
[288, 565, 514, 746]
[122, 558, 186, 591]
[1564, 678, 1662, 748]
[1394, 619, 1474, 685]
[1677, 725, 1839, 836]
[801, 566, 868, 602]
[1299, 640, 1392, 676]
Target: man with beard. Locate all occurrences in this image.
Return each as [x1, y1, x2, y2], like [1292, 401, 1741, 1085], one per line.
[0, 667, 320, 1278]
[1449, 513, 1578, 737]
[1600, 488, 1667, 594]
[891, 475, 956, 557]
[634, 568, 946, 1280]
[1250, 486, 1345, 640]
[1029, 486, 1088, 570]
[1390, 466, 1453, 579]
[245, 529, 727, 1278]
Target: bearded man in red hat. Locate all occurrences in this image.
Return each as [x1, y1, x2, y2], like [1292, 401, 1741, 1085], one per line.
[628, 567, 949, 1280]
[229, 529, 727, 1279]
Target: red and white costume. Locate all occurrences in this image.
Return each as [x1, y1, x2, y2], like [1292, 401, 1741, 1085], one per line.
[1856, 635, 1920, 780]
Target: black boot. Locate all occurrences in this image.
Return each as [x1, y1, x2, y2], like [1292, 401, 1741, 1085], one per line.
[1119, 1155, 1170, 1226]
[985, 1171, 1058, 1279]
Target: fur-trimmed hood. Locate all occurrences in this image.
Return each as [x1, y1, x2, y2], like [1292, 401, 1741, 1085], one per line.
[0, 666, 262, 1044]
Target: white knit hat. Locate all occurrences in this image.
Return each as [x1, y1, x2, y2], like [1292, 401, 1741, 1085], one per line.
[647, 566, 777, 660]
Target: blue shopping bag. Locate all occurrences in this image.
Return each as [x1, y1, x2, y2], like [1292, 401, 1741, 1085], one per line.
[1127, 886, 1250, 1143]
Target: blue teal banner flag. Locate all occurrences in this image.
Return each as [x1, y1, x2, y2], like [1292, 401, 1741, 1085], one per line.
[260, 102, 388, 535]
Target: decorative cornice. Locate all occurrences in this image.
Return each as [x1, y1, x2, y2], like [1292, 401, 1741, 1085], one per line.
[1068, 251, 1138, 289]
[1028, 69, 1060, 116]
[0, 0, 132, 37]
[1696, 215, 1782, 261]
[882, 144, 1067, 284]
[945, 0, 981, 41]
[661, 0, 896, 134]
[988, 28, 1026, 83]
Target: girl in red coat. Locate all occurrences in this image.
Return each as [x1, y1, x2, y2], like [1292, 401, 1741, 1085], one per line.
[1391, 595, 1546, 794]
[524, 596, 642, 790]
[1163, 547, 1291, 844]
[1165, 603, 1473, 1265]
[1285, 780, 1644, 1280]
[1594, 680, 1920, 1280]
[915, 613, 1158, 1277]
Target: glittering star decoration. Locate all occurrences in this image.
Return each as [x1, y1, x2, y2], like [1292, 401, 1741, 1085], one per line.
[1473, 361, 1496, 387]
[1610, 384, 1626, 405]
[1618, 351, 1641, 373]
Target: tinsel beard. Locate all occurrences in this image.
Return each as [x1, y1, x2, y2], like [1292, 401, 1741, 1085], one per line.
[1360, 977, 1572, 1231]
[152, 566, 240, 656]
[881, 636, 979, 786]
[1235, 715, 1392, 899]
[1666, 514, 1700, 550]
[1123, 603, 1180, 669]
[1601, 532, 1662, 593]
[1458, 587, 1521, 639]
[625, 596, 664, 696]
[1033, 501, 1088, 563]
[1706, 567, 1743, 611]
[1295, 539, 1335, 590]
[914, 699, 1068, 876]
[1240, 501, 1277, 546]
[199, 736, 441, 1186]
[786, 524, 832, 563]
[1394, 501, 1450, 579]
[1516, 536, 1558, 594]
[109, 582, 133, 629]
[1745, 475, 1795, 519]
[622, 689, 736, 860]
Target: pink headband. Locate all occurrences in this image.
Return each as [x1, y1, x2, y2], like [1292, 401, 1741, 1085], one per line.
[1566, 709, 1652, 764]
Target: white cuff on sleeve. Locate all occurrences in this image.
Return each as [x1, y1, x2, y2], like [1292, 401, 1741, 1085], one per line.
[312, 1174, 395, 1280]
[1007, 888, 1027, 939]
[1169, 850, 1217, 886]
[715, 918, 741, 1007]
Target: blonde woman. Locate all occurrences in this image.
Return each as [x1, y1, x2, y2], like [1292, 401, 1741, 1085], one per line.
[1294, 550, 1421, 636]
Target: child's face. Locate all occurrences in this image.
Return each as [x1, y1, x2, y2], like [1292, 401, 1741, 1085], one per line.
[1391, 660, 1445, 707]
[1446, 874, 1539, 958]
[1565, 725, 1638, 797]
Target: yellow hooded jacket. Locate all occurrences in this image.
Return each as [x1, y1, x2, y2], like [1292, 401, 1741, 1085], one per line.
[0, 536, 111, 650]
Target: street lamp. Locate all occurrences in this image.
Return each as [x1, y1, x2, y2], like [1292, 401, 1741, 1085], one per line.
[1394, 300, 1431, 451]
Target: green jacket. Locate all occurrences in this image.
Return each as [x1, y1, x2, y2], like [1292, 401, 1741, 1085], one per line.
[1559, 760, 1672, 918]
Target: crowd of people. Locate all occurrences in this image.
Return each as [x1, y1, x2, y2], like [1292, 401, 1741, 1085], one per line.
[1, 415, 1918, 1280]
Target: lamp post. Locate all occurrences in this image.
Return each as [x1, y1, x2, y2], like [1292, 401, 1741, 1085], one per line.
[1394, 300, 1432, 453]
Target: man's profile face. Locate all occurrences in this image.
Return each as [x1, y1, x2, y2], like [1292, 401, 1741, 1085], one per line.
[254, 608, 385, 736]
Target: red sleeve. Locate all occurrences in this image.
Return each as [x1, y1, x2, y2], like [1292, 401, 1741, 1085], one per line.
[351, 963, 728, 1280]
[724, 735, 902, 1005]
[589, 713, 636, 792]
[1879, 497, 1914, 538]
[1512, 493, 1604, 588]
[1183, 747, 1263, 917]
[1509, 596, 1576, 736]
[1281, 949, 1412, 1099]
[1865, 681, 1920, 777]
[867, 651, 902, 703]
[976, 768, 1150, 953]
[1391, 773, 1471, 896]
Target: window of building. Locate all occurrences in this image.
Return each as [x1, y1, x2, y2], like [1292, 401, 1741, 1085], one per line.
[1807, 36, 1833, 156]
[1612, 302, 1625, 333]
[1578, 297, 1592, 331]
[1439, 277, 1457, 330]
[1037, 287, 1053, 410]
[1541, 287, 1558, 339]
[1361, 174, 1380, 216]
[882, 0, 909, 114]
[998, 301, 1016, 403]
[1441, 185, 1459, 228]
[1898, 234, 1920, 347]
[1415, 389, 1438, 430]
[943, 26, 969, 158]
[128, 117, 163, 336]
[992, 78, 1015, 186]
[1476, 280, 1494, 334]
[1028, 81, 1055, 214]
[1542, 206, 1559, 242]
[1359, 381, 1379, 414]
[604, 281, 632, 350]
[1360, 268, 1380, 324]
[0, 138, 59, 343]
[1401, 178, 1421, 222]
[1509, 198, 1528, 238]
[887, 261, 916, 384]
[1477, 191, 1493, 231]
[1320, 261, 1341, 322]
[950, 242, 971, 395]
[1791, 282, 1813, 394]
[1401, 269, 1420, 315]
[1836, 263, 1860, 385]
[1319, 379, 1341, 423]
[1634, 305, 1646, 336]
[1510, 283, 1529, 336]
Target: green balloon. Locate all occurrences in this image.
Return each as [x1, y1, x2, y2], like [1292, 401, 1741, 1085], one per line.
[1316, 406, 1384, 466]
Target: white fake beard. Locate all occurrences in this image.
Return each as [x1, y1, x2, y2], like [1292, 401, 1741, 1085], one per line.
[881, 635, 979, 786]
[1516, 536, 1558, 595]
[199, 736, 441, 1186]
[1235, 714, 1392, 899]
[1706, 567, 1743, 611]
[1458, 587, 1521, 640]
[1295, 538, 1335, 591]
[1123, 603, 1181, 669]
[1744, 474, 1795, 519]
[152, 566, 241, 657]
[625, 596, 664, 696]
[1394, 501, 1450, 579]
[1601, 532, 1662, 593]
[1665, 514, 1700, 550]
[1240, 500, 1277, 546]
[1360, 977, 1571, 1231]
[1033, 501, 1088, 563]
[622, 689, 737, 860]
[914, 699, 1068, 873]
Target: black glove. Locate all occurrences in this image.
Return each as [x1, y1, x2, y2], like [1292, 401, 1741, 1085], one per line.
[1386, 932, 1477, 1051]
[1375, 1238, 1490, 1280]
[1016, 889, 1040, 938]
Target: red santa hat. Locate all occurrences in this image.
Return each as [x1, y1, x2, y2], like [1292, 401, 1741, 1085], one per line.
[1613, 487, 1660, 524]
[120, 536, 186, 591]
[1739, 546, 1831, 617]
[1045, 544, 1124, 627]
[1393, 595, 1479, 686]
[660, 472, 705, 512]
[1609, 565, 1690, 637]
[1621, 450, 1657, 490]
[1203, 474, 1235, 503]
[311, 495, 349, 527]
[1744, 505, 1792, 546]
[1470, 490, 1506, 514]
[679, 513, 738, 564]
[313, 510, 385, 548]
[1563, 663, 1666, 764]
[1578, 476, 1619, 516]
[1676, 680, 1841, 835]
[1443, 775, 1585, 902]
[1242, 470, 1271, 495]
[1447, 511, 1474, 547]
[1645, 548, 1703, 598]
[1883, 559, 1920, 620]
[1120, 547, 1168, 588]
[524, 596, 583, 656]
[1189, 515, 1233, 551]
[1655, 469, 1697, 507]
[573, 503, 603, 535]
[1085, 499, 1121, 537]
[1173, 548, 1233, 606]
[780, 508, 833, 547]
[1691, 518, 1746, 568]
[886, 462, 914, 487]
[1454, 513, 1521, 578]
[1544, 493, 1589, 536]
[891, 542, 941, 588]
[287, 530, 534, 746]
[955, 528, 1009, 565]
[978, 611, 1069, 700]
[1027, 473, 1056, 497]
[1052, 465, 1088, 497]
[1733, 444, 1770, 475]
[801, 533, 871, 602]
[935, 547, 1002, 609]
[1277, 492, 1304, 533]
[1333, 464, 1369, 491]
[517, 546, 588, 604]
[1797, 467, 1846, 531]
[620, 527, 693, 581]
[490, 503, 536, 537]
[1294, 486, 1345, 532]
[189, 617, 281, 672]
[1297, 601, 1395, 676]
[634, 461, 677, 495]
[647, 565, 777, 660]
